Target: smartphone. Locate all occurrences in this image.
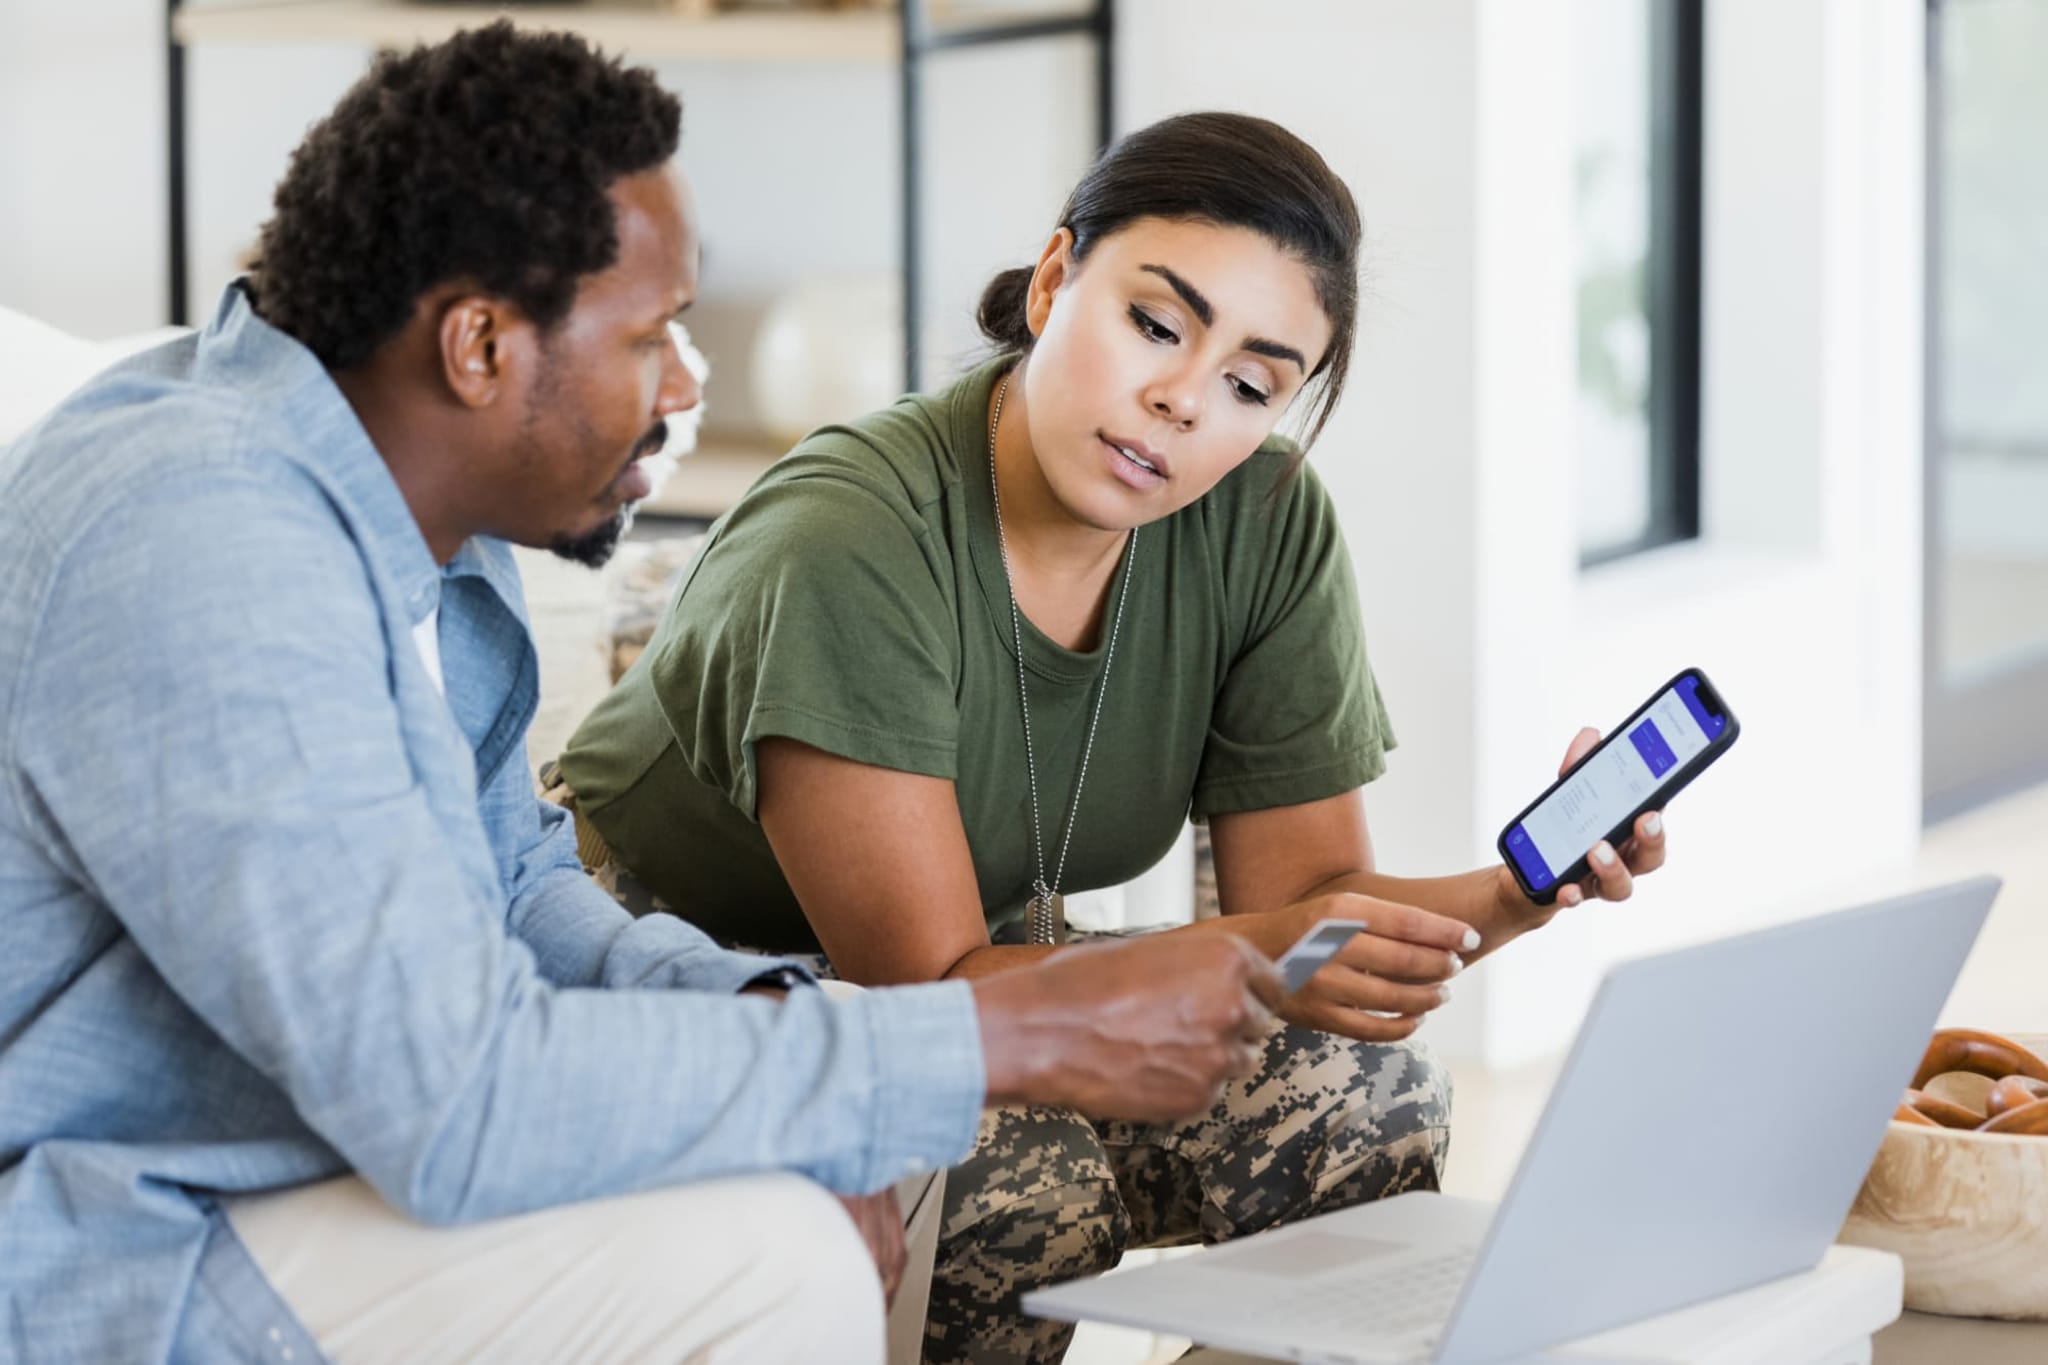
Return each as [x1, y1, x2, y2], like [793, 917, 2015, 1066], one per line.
[1275, 919, 1367, 993]
[1497, 667, 1739, 904]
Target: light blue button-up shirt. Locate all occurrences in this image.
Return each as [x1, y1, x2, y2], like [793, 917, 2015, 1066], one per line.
[0, 286, 986, 1364]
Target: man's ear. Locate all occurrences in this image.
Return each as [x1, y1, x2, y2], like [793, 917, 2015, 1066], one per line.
[1024, 227, 1076, 340]
[437, 295, 515, 408]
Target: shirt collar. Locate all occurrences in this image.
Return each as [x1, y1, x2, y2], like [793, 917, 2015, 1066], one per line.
[199, 281, 444, 625]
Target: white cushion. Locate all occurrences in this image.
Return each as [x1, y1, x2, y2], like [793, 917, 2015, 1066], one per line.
[0, 306, 188, 445]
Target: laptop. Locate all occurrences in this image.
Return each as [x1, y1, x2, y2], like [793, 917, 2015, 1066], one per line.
[1025, 877, 2000, 1364]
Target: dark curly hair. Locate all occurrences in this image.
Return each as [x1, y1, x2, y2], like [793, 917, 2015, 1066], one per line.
[978, 112, 1362, 456]
[249, 21, 680, 370]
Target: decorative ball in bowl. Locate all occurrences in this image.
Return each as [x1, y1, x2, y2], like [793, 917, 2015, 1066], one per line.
[1839, 1029, 2048, 1320]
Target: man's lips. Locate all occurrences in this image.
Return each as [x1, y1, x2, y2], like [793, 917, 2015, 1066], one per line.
[606, 428, 667, 504]
[613, 458, 652, 503]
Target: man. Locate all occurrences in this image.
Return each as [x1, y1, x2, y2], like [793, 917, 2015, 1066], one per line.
[0, 24, 1281, 1364]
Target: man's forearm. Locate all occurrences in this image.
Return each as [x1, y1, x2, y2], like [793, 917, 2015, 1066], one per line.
[969, 932, 1281, 1118]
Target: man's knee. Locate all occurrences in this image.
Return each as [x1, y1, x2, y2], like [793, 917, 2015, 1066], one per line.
[746, 1175, 885, 1314]
[618, 1174, 885, 1363]
[236, 1172, 885, 1365]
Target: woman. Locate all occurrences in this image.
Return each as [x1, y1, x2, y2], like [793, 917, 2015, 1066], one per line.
[559, 111, 1666, 1364]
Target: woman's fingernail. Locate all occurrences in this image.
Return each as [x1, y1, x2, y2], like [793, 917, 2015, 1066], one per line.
[1462, 928, 1482, 951]
[1644, 813, 1663, 837]
[1447, 954, 1464, 976]
[1591, 843, 1616, 867]
[1438, 984, 1454, 1005]
[1562, 885, 1584, 907]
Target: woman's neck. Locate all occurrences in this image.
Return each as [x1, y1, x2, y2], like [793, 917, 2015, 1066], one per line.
[988, 366, 1131, 650]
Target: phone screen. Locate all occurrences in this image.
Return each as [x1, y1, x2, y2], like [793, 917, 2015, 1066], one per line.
[1502, 674, 1728, 894]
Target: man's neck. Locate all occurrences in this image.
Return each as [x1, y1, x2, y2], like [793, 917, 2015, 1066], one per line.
[332, 356, 473, 566]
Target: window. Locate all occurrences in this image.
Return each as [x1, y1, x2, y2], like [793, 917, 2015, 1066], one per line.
[1572, 0, 1703, 564]
[1922, 0, 2048, 816]
[1933, 0, 2048, 683]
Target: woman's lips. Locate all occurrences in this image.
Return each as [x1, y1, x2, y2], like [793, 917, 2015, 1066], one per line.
[1100, 434, 1166, 491]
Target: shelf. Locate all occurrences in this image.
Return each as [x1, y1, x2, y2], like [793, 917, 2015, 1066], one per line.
[639, 434, 783, 519]
[162, 0, 1111, 356]
[173, 1, 1093, 63]
[175, 1, 894, 60]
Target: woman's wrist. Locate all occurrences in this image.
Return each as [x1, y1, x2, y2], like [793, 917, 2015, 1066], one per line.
[1452, 866, 1516, 960]
[1187, 898, 1325, 960]
[1465, 863, 1561, 959]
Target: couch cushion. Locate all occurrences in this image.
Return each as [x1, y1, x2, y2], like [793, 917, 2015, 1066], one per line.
[0, 307, 189, 444]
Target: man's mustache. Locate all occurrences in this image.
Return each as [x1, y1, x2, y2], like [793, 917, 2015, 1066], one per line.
[633, 421, 670, 461]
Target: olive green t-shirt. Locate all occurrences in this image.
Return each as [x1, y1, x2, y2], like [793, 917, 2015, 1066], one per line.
[559, 357, 1394, 953]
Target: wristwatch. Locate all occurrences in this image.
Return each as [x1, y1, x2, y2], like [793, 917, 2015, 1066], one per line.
[741, 965, 813, 995]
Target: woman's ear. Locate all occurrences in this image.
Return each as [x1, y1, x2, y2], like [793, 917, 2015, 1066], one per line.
[1024, 227, 1076, 339]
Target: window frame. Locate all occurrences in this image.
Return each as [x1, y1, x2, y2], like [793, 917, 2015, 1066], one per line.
[1580, 0, 1705, 568]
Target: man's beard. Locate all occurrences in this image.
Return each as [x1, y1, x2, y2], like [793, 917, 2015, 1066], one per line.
[548, 507, 629, 568]
[538, 405, 667, 570]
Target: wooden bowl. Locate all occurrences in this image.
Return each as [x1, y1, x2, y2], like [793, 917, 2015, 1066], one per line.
[1840, 1033, 2048, 1320]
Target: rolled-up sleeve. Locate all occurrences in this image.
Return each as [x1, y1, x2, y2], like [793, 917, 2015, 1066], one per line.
[482, 757, 813, 994]
[16, 468, 985, 1212]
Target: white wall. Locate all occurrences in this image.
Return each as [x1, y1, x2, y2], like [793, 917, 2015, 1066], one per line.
[1464, 0, 1926, 1065]
[0, 0, 169, 340]
[1121, 0, 1928, 1065]
[2, 0, 1931, 1068]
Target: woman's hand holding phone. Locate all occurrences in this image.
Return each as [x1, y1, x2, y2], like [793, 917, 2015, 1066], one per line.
[1489, 725, 1671, 932]
[1263, 725, 1673, 1045]
[1269, 893, 1478, 1043]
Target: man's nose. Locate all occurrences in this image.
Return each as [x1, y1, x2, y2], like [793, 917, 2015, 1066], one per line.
[656, 324, 702, 417]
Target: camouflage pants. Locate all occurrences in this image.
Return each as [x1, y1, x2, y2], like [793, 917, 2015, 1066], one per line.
[927, 1011, 1451, 1365]
[543, 780, 1453, 1365]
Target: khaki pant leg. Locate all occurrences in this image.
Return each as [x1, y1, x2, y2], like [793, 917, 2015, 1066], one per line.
[535, 792, 945, 1364]
[813, 977, 945, 1365]
[891, 1168, 946, 1365]
[227, 1172, 884, 1365]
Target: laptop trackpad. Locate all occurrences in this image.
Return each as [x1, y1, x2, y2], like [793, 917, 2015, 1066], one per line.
[1205, 1231, 1408, 1278]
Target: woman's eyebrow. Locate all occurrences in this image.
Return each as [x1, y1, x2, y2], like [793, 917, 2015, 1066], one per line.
[1140, 263, 1212, 325]
[1244, 337, 1306, 372]
[1139, 262, 1306, 373]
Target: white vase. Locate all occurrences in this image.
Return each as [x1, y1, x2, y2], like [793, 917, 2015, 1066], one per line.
[749, 272, 904, 446]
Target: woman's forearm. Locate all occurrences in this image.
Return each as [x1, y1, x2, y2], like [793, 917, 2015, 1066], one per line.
[1288, 867, 1522, 963]
[942, 943, 1055, 980]
[943, 908, 1304, 981]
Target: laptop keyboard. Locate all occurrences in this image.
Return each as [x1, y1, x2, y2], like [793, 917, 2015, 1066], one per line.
[1265, 1247, 1473, 1340]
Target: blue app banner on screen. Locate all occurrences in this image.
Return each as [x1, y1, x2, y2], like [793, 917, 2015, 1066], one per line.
[1627, 721, 1678, 778]
[1505, 825, 1555, 891]
[1506, 678, 1721, 890]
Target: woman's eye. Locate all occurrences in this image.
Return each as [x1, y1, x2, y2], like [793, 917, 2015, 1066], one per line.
[1128, 305, 1177, 344]
[1228, 376, 1271, 407]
